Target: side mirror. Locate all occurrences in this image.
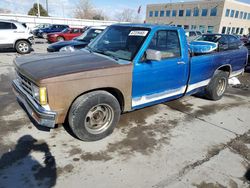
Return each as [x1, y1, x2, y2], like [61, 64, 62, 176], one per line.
[145, 49, 161, 61]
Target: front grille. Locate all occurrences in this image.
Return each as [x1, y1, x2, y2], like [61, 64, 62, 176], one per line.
[17, 72, 33, 97]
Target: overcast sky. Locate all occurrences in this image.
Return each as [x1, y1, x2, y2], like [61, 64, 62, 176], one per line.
[0, 0, 249, 20]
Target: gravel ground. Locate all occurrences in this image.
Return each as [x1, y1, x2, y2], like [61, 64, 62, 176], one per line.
[0, 40, 249, 188]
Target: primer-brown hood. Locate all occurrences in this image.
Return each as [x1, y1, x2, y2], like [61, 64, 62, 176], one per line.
[14, 50, 124, 83]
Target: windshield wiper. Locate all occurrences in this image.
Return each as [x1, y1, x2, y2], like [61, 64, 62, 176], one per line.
[85, 46, 93, 53]
[104, 51, 119, 61]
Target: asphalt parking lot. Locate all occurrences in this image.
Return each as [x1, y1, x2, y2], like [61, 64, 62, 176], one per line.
[0, 40, 250, 188]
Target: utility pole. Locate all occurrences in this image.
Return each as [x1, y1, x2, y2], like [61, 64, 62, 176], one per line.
[46, 0, 49, 14]
[37, 0, 40, 17]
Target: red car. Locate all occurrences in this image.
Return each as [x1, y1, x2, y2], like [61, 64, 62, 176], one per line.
[47, 28, 84, 43]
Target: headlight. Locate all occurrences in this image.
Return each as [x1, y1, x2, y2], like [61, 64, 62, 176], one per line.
[59, 46, 75, 52]
[32, 85, 47, 105]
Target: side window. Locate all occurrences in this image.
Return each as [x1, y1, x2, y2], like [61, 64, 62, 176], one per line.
[197, 31, 202, 36]
[228, 36, 240, 50]
[0, 22, 13, 29]
[11, 23, 17, 29]
[218, 37, 229, 51]
[148, 30, 181, 59]
[189, 31, 196, 37]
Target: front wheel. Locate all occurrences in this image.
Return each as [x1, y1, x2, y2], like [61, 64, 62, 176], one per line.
[57, 36, 64, 42]
[204, 71, 228, 100]
[15, 40, 31, 54]
[68, 91, 121, 141]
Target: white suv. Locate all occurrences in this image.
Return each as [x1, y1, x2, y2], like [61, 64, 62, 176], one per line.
[0, 20, 34, 54]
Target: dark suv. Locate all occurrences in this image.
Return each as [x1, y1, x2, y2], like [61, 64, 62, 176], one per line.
[33, 24, 69, 38]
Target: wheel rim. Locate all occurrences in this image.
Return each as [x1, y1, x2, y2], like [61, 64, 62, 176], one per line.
[18, 43, 29, 53]
[216, 78, 226, 96]
[58, 37, 64, 41]
[42, 33, 47, 38]
[85, 104, 114, 135]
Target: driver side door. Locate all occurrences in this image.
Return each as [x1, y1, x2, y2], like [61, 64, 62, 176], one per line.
[132, 29, 189, 109]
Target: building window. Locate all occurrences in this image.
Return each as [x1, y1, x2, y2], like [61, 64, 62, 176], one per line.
[184, 25, 189, 30]
[160, 10, 165, 17]
[186, 9, 191, 16]
[240, 28, 244, 34]
[207, 26, 214, 33]
[236, 27, 240, 34]
[240, 11, 243, 19]
[243, 12, 247, 19]
[225, 9, 230, 17]
[202, 9, 208, 16]
[149, 11, 153, 17]
[199, 25, 206, 33]
[166, 10, 171, 17]
[193, 7, 199, 16]
[179, 10, 184, 17]
[230, 10, 235, 17]
[177, 25, 182, 28]
[222, 27, 226, 34]
[248, 13, 250, 20]
[191, 25, 197, 30]
[235, 11, 239, 18]
[155, 11, 159, 17]
[210, 7, 217, 16]
[232, 27, 236, 34]
[227, 27, 231, 34]
[172, 10, 177, 17]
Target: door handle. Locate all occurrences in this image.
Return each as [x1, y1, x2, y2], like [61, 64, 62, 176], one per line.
[177, 61, 186, 65]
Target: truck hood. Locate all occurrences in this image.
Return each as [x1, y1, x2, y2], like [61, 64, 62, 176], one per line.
[14, 50, 124, 83]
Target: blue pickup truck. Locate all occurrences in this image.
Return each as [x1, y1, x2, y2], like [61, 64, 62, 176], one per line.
[12, 24, 248, 141]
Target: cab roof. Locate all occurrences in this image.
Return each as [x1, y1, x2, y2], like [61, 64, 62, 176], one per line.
[113, 23, 179, 30]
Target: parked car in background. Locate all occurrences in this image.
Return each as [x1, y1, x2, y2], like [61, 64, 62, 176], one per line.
[47, 27, 84, 43]
[0, 20, 33, 54]
[185, 30, 202, 42]
[31, 23, 51, 32]
[47, 26, 106, 52]
[195, 34, 243, 52]
[33, 24, 69, 38]
[13, 24, 248, 141]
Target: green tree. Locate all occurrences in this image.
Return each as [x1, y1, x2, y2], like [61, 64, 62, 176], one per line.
[28, 3, 49, 16]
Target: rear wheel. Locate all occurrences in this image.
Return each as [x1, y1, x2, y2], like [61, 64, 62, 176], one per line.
[204, 71, 228, 100]
[68, 91, 121, 141]
[15, 40, 31, 54]
[57, 36, 64, 42]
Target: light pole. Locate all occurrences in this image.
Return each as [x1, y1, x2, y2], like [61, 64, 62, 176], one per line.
[46, 0, 49, 14]
[37, 0, 40, 17]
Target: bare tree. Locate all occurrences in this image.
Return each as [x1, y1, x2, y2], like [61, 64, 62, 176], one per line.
[114, 8, 138, 22]
[74, 0, 96, 19]
[0, 8, 11, 14]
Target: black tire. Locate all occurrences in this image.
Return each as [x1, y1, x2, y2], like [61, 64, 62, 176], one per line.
[68, 91, 121, 141]
[57, 36, 64, 42]
[15, 40, 31, 54]
[204, 71, 228, 100]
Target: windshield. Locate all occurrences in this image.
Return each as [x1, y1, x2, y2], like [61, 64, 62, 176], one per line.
[88, 25, 150, 61]
[75, 28, 103, 42]
[196, 35, 221, 42]
[62, 28, 70, 33]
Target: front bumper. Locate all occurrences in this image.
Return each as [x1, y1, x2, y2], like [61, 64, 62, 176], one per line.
[12, 79, 56, 128]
